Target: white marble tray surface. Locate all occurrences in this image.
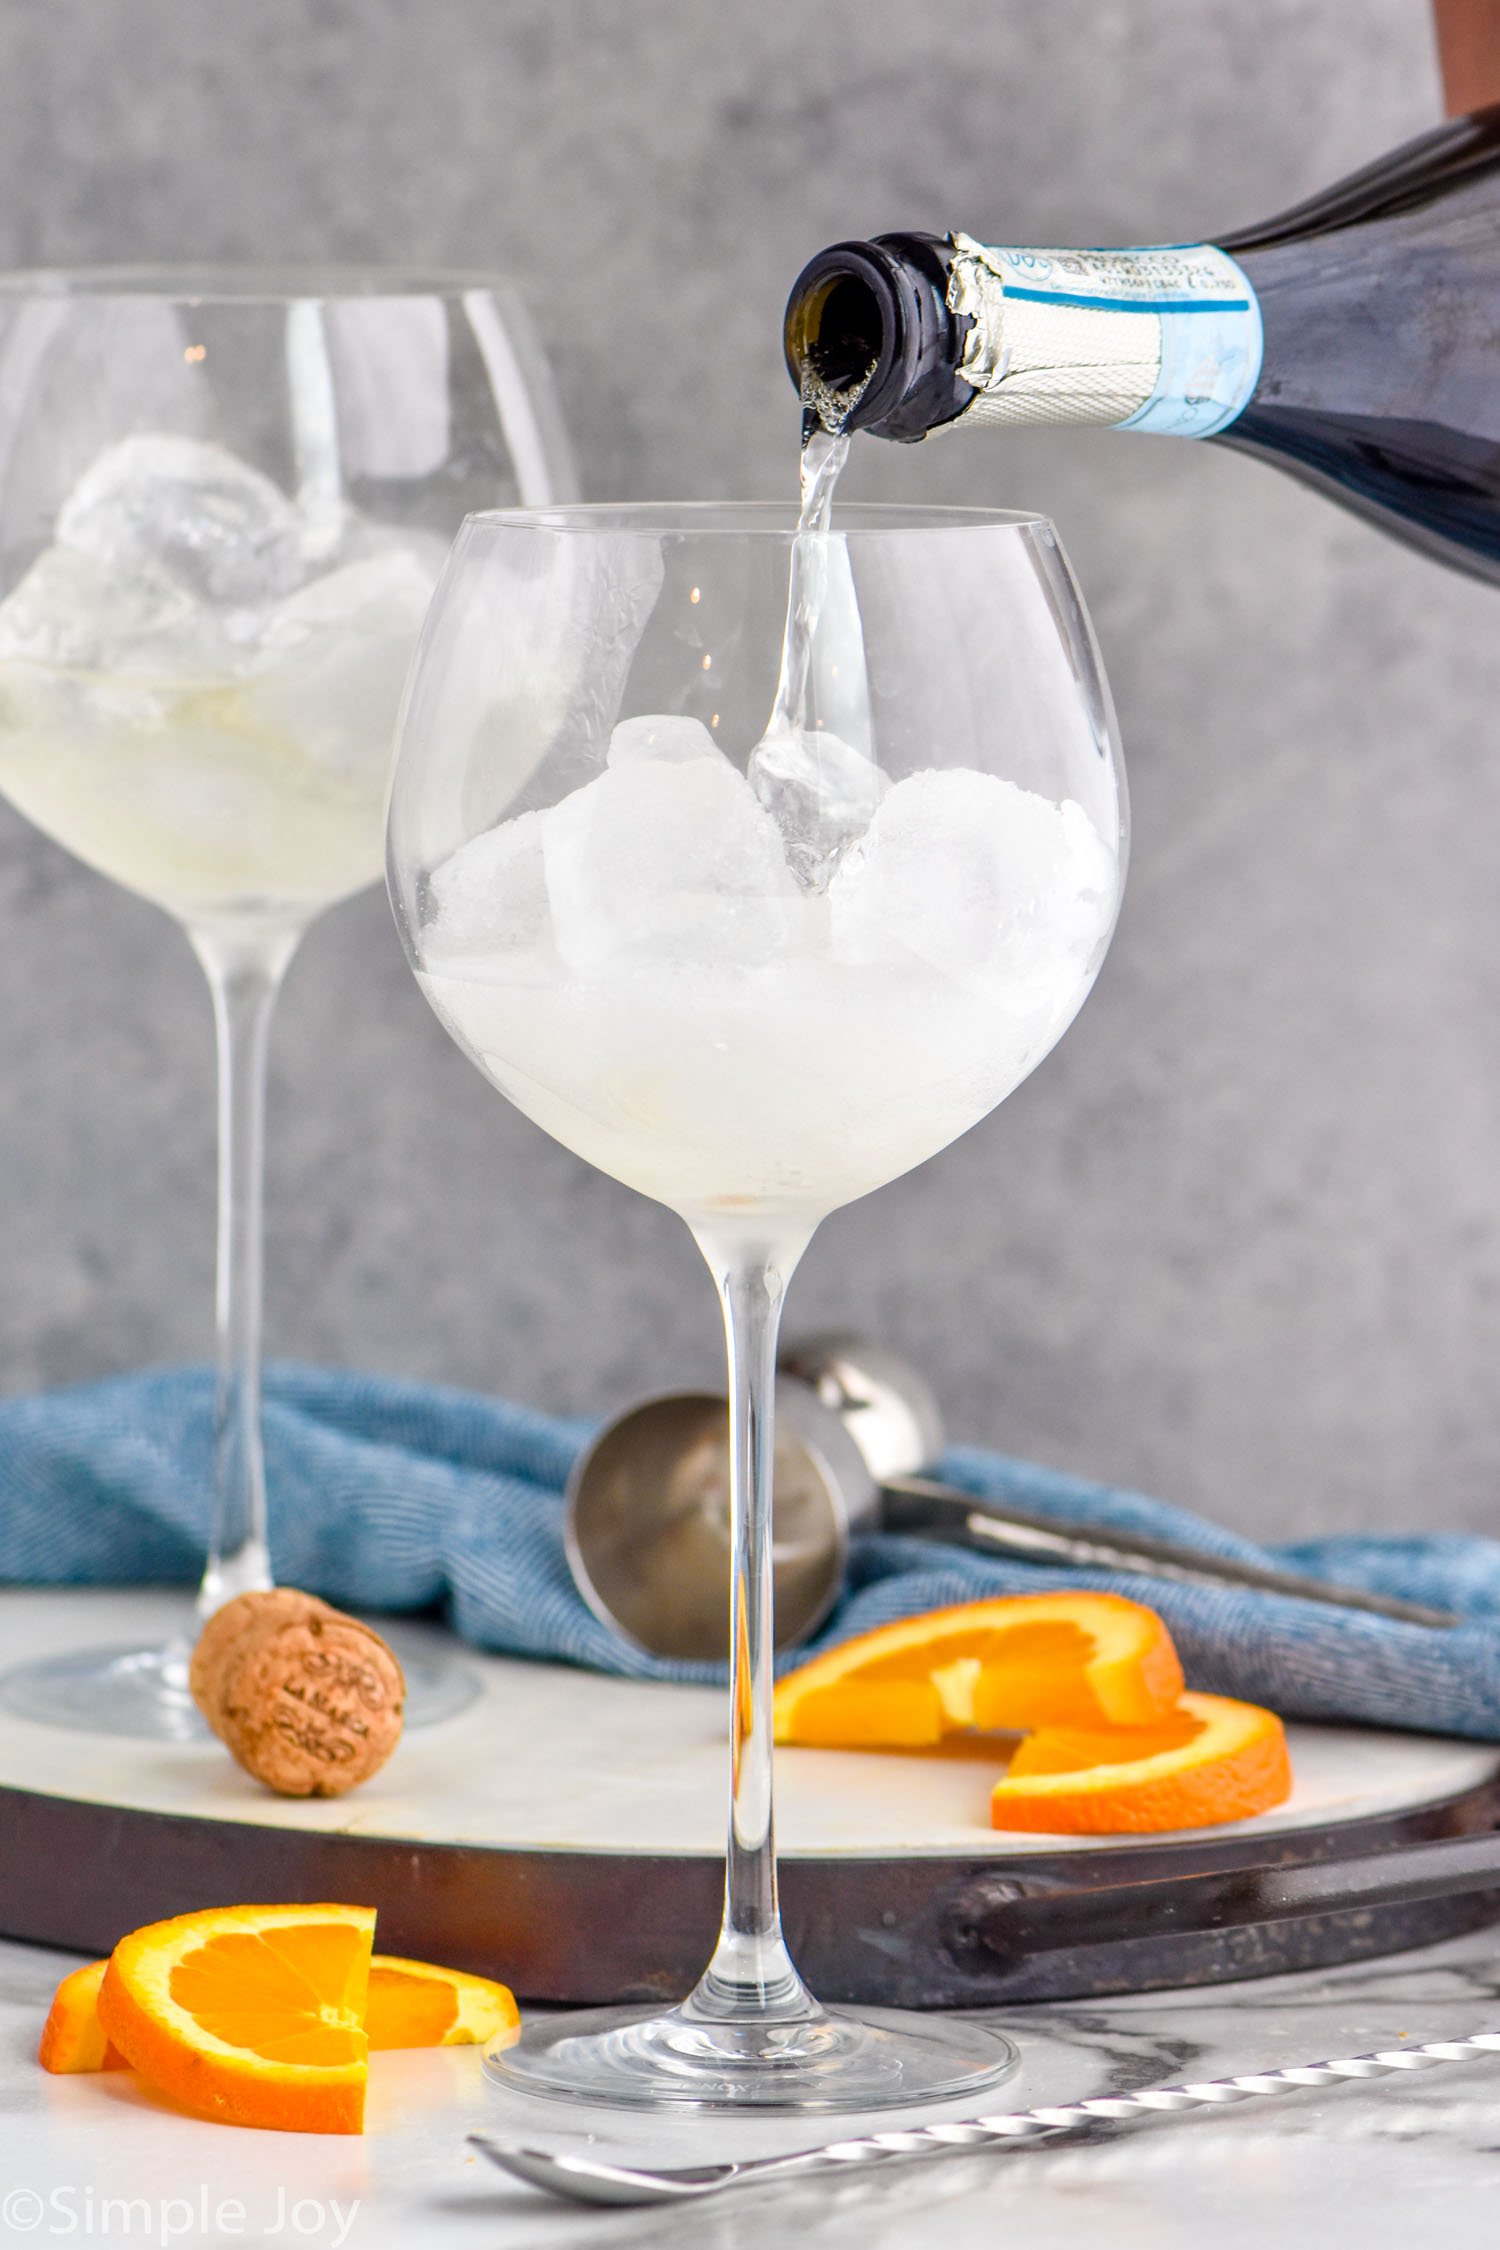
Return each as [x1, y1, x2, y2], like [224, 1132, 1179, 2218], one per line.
[0, 1589, 1494, 1857]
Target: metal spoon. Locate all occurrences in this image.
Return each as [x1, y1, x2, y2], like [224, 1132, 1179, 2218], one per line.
[471, 2026, 1500, 2206]
[565, 1333, 1456, 1660]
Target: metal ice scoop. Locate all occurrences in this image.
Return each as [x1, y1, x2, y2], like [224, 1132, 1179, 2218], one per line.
[564, 1334, 1457, 1661]
[563, 1348, 890, 1663]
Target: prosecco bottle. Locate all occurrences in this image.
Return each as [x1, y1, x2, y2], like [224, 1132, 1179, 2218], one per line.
[783, 107, 1500, 583]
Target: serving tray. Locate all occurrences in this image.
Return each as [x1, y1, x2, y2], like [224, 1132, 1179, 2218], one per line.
[1, 1589, 1496, 2006]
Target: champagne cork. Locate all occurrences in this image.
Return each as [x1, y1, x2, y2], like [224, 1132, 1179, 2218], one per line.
[191, 1589, 405, 1798]
[189, 1588, 334, 1741]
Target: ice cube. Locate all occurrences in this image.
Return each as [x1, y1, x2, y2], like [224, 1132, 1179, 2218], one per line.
[0, 545, 193, 670]
[830, 768, 1117, 991]
[426, 809, 552, 961]
[543, 750, 804, 972]
[606, 713, 720, 768]
[56, 435, 306, 607]
[251, 543, 440, 658]
[747, 724, 888, 888]
[242, 545, 443, 780]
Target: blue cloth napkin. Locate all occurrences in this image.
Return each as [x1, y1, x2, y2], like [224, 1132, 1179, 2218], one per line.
[2, 1362, 1500, 1740]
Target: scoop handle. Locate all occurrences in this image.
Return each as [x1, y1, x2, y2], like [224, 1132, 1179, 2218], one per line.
[878, 1476, 1461, 1630]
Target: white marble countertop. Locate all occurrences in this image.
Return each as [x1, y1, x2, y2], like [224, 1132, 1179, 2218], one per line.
[4, 1921, 1500, 2248]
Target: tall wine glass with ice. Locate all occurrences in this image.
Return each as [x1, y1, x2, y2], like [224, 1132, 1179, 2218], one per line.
[0, 271, 573, 1735]
[388, 499, 1125, 2111]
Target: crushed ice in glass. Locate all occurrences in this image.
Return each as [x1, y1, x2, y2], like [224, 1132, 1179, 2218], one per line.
[56, 435, 308, 608]
[747, 723, 888, 888]
[0, 434, 446, 709]
[428, 713, 1116, 996]
[544, 721, 804, 971]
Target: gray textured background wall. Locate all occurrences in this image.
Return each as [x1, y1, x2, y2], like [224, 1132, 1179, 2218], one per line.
[0, 1, 1491, 1544]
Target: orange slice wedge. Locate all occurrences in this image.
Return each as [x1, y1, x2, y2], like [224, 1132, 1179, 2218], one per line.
[38, 1959, 127, 2073]
[989, 1690, 1292, 1833]
[40, 1943, 520, 2082]
[97, 1903, 375, 2133]
[364, 1956, 520, 2052]
[773, 1593, 1185, 1750]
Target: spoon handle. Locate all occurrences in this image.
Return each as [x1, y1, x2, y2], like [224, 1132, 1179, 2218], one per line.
[754, 2028, 1500, 2180]
[879, 1476, 1461, 1630]
[472, 2028, 1500, 2205]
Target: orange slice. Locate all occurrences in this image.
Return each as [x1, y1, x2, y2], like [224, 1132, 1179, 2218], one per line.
[773, 1593, 1185, 1750]
[40, 1943, 520, 2080]
[989, 1690, 1292, 1833]
[38, 1960, 128, 2073]
[364, 1956, 520, 2052]
[96, 1903, 375, 2133]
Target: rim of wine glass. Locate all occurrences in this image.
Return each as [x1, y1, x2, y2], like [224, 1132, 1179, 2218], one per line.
[0, 264, 536, 304]
[457, 499, 1055, 537]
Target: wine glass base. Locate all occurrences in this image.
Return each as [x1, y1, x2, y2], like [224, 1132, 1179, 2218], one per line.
[0, 1641, 205, 1740]
[380, 1632, 483, 1727]
[485, 2001, 1019, 2113]
[0, 1631, 481, 1738]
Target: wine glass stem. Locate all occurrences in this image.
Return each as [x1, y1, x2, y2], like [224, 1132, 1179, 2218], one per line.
[685, 1225, 815, 2024]
[189, 922, 300, 1619]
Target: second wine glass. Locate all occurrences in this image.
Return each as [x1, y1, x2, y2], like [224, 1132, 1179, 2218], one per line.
[0, 269, 574, 1737]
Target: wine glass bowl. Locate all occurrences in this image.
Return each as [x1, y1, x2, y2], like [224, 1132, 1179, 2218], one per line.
[0, 268, 574, 1737]
[391, 504, 1123, 1231]
[387, 499, 1125, 2109]
[0, 268, 570, 931]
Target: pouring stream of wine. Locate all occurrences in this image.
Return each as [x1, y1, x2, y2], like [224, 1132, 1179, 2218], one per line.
[765, 419, 851, 741]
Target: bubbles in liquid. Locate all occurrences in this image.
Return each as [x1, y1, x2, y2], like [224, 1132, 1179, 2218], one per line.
[800, 358, 875, 441]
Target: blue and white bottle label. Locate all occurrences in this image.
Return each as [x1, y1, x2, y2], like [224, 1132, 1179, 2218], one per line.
[950, 239, 1263, 438]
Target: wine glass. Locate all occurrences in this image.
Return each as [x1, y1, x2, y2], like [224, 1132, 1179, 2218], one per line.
[387, 500, 1126, 2111]
[0, 269, 575, 1738]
